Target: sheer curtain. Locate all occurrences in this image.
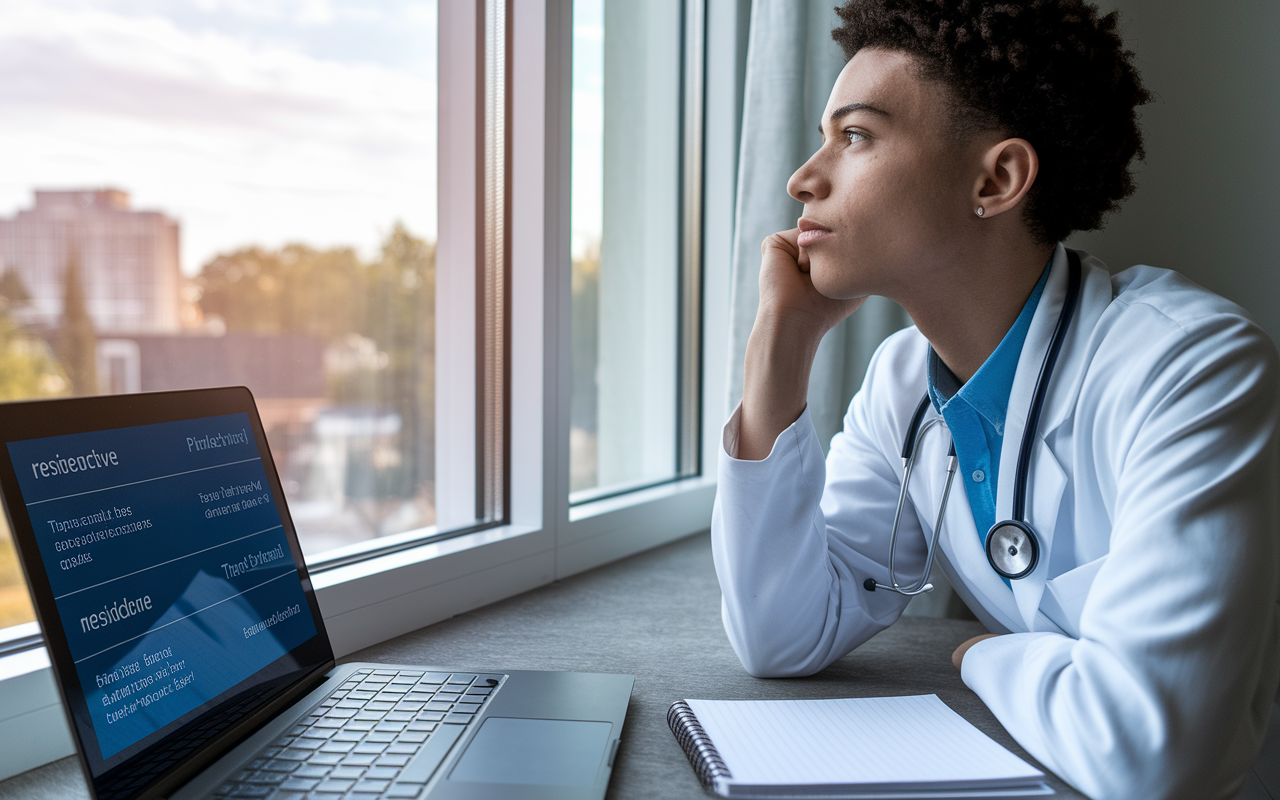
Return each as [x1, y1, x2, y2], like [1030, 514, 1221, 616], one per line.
[725, 0, 963, 617]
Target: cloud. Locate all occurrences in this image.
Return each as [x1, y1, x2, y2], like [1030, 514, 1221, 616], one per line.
[0, 1, 438, 271]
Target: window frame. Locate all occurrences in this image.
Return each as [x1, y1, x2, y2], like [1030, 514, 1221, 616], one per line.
[0, 0, 749, 780]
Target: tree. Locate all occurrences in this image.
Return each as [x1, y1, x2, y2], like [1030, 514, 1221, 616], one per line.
[0, 315, 68, 401]
[0, 270, 31, 312]
[56, 250, 97, 396]
[195, 223, 438, 518]
[197, 244, 365, 339]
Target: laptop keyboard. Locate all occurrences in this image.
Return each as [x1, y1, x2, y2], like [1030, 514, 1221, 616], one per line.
[211, 668, 504, 800]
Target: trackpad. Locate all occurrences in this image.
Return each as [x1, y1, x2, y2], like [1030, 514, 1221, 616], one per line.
[449, 717, 612, 786]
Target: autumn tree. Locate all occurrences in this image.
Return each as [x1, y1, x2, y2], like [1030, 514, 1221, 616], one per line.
[0, 270, 31, 312]
[56, 251, 97, 396]
[195, 223, 437, 505]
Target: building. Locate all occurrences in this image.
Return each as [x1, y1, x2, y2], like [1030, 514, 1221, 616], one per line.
[0, 189, 180, 333]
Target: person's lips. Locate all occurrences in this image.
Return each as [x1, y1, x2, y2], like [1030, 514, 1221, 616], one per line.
[797, 218, 832, 248]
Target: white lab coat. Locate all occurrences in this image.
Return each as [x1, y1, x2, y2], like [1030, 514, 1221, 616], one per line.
[712, 244, 1280, 799]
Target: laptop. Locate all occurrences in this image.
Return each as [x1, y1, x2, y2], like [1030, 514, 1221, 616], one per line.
[0, 387, 634, 800]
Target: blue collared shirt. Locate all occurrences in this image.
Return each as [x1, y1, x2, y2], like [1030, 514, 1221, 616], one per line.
[926, 262, 1051, 545]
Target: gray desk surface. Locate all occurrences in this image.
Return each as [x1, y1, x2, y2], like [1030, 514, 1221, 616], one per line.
[0, 532, 1083, 800]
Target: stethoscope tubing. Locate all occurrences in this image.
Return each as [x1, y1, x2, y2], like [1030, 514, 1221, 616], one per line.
[867, 251, 1083, 593]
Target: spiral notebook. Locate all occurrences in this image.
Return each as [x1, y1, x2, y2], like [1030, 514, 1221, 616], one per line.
[667, 694, 1053, 799]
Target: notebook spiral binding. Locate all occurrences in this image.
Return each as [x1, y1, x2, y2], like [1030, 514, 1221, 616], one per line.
[667, 701, 732, 789]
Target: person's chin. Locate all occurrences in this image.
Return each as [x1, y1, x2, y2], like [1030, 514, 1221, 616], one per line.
[809, 263, 862, 301]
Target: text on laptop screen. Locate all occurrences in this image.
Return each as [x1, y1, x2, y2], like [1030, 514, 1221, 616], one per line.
[7, 412, 317, 760]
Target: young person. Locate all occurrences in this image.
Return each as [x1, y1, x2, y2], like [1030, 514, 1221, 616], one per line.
[712, 1, 1280, 797]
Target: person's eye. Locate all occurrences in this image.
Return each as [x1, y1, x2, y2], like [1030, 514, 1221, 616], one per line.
[845, 130, 866, 145]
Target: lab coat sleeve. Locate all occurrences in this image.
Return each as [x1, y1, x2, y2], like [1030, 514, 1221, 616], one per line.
[962, 308, 1280, 800]
[712, 336, 927, 678]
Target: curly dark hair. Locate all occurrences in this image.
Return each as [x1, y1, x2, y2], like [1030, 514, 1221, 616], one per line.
[832, 0, 1151, 244]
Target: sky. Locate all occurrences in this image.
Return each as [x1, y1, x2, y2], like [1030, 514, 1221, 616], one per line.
[0, 0, 440, 273]
[0, 0, 608, 274]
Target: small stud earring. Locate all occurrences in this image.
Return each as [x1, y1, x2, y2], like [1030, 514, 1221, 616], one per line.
[975, 207, 985, 217]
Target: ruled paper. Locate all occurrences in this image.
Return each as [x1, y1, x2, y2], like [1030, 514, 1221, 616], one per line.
[685, 694, 1043, 789]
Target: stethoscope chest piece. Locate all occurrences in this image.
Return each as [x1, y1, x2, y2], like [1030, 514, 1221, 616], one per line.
[986, 520, 1039, 579]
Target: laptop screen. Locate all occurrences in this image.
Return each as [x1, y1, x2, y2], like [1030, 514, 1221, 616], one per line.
[0, 390, 333, 797]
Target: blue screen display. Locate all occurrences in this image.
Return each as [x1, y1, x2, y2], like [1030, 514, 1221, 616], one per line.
[7, 413, 317, 760]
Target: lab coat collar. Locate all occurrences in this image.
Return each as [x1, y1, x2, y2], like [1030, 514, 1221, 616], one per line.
[995, 243, 1108, 630]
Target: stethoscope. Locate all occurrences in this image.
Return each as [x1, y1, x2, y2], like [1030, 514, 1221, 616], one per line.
[864, 250, 1082, 595]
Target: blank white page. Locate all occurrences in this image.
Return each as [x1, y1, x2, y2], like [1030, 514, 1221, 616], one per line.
[685, 694, 1043, 788]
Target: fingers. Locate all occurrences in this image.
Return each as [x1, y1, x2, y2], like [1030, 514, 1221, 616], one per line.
[760, 228, 801, 257]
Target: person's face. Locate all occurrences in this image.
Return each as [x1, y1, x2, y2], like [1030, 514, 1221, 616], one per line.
[788, 48, 983, 300]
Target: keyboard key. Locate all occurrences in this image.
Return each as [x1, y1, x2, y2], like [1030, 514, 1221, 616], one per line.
[365, 766, 401, 780]
[294, 765, 332, 779]
[265, 759, 301, 772]
[416, 712, 445, 722]
[424, 702, 452, 712]
[420, 673, 449, 684]
[325, 708, 357, 719]
[455, 702, 482, 713]
[434, 692, 462, 703]
[366, 701, 396, 712]
[305, 753, 343, 766]
[387, 743, 419, 755]
[354, 742, 387, 754]
[386, 784, 423, 798]
[347, 690, 376, 700]
[386, 711, 415, 722]
[406, 721, 438, 732]
[342, 754, 378, 767]
[444, 714, 475, 725]
[344, 721, 376, 731]
[354, 711, 385, 721]
[315, 778, 356, 793]
[464, 686, 491, 697]
[397, 724, 466, 784]
[375, 721, 408, 733]
[330, 765, 366, 780]
[353, 778, 392, 794]
[230, 786, 271, 798]
[376, 754, 412, 768]
[446, 674, 476, 685]
[397, 731, 429, 744]
[319, 741, 356, 754]
[279, 777, 320, 791]
[365, 732, 396, 743]
[331, 731, 363, 742]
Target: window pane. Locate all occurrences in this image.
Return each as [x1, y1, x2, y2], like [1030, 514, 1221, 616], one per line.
[0, 0, 441, 628]
[571, 0, 686, 499]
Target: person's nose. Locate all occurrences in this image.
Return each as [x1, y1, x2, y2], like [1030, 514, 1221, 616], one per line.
[787, 149, 829, 204]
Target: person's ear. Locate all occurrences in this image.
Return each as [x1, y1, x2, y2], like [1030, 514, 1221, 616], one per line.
[970, 138, 1038, 220]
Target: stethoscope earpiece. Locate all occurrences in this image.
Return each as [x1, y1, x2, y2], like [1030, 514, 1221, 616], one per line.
[865, 251, 1081, 594]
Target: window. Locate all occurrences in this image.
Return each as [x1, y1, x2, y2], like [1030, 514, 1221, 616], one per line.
[570, 0, 704, 503]
[0, 7, 745, 776]
[0, 0, 445, 626]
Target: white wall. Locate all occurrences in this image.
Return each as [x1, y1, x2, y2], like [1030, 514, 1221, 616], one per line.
[1068, 1, 1280, 343]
